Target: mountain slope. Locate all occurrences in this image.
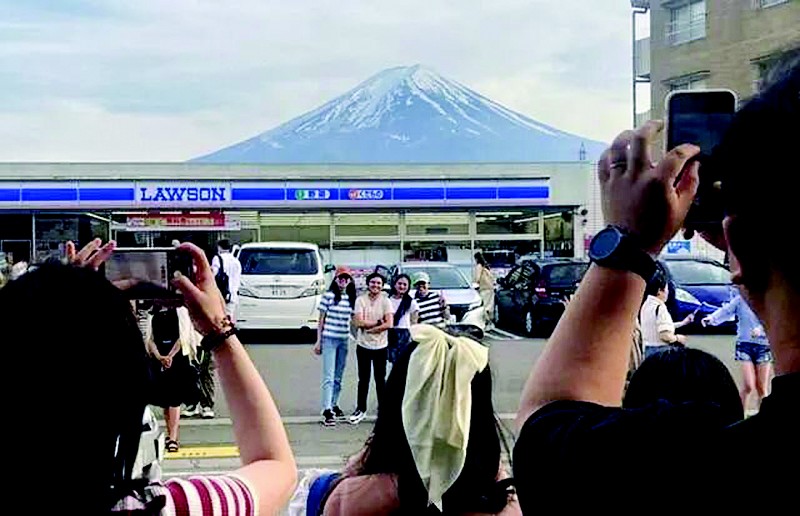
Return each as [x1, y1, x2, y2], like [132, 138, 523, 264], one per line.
[192, 65, 606, 163]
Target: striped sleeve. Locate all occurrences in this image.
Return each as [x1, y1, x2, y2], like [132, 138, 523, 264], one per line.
[318, 291, 333, 313]
[162, 475, 257, 515]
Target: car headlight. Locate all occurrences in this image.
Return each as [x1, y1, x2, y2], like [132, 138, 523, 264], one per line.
[467, 300, 484, 311]
[300, 279, 326, 297]
[239, 285, 259, 298]
[675, 288, 700, 305]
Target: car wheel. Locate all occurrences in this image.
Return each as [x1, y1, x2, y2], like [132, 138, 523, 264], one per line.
[524, 310, 535, 337]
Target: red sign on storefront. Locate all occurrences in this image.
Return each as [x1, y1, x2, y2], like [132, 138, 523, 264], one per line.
[126, 213, 227, 229]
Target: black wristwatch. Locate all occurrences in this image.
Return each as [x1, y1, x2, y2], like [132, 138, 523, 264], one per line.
[588, 226, 657, 283]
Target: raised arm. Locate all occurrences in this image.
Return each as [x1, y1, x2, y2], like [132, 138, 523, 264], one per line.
[517, 121, 700, 430]
[174, 243, 297, 514]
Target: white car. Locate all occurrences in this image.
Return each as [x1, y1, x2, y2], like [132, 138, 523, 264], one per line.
[389, 262, 486, 339]
[234, 242, 328, 331]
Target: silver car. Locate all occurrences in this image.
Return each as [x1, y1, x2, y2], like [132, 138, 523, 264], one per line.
[388, 262, 485, 339]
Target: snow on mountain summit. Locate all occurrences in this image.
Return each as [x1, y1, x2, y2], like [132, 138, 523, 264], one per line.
[192, 65, 606, 163]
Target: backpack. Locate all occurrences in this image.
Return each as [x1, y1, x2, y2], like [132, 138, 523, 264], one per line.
[214, 254, 231, 303]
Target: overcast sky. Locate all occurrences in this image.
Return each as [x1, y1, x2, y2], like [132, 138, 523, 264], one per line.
[0, 0, 650, 162]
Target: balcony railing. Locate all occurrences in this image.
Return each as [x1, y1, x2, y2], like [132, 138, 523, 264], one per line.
[665, 13, 706, 46]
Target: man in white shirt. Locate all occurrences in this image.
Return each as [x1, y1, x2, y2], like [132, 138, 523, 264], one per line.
[639, 271, 693, 359]
[211, 239, 242, 323]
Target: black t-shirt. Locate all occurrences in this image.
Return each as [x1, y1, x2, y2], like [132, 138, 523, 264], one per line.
[151, 308, 180, 355]
[512, 372, 799, 512]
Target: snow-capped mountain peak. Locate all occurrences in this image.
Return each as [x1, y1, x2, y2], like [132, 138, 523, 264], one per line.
[192, 65, 606, 163]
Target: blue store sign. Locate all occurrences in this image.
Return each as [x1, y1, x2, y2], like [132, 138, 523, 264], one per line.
[0, 179, 550, 209]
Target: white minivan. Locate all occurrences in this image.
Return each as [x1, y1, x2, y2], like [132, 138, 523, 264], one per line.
[234, 242, 329, 330]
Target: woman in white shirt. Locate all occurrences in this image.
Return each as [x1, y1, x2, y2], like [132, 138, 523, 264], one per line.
[387, 274, 419, 364]
[639, 271, 694, 359]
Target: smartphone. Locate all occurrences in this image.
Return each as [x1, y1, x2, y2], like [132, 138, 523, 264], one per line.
[665, 89, 738, 228]
[102, 247, 194, 301]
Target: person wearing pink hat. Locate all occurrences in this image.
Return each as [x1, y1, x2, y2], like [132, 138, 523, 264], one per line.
[314, 265, 357, 426]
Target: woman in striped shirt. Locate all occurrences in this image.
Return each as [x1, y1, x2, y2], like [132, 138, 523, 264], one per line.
[314, 266, 357, 427]
[2, 238, 297, 515]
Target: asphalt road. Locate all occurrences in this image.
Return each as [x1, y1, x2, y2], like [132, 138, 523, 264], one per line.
[159, 330, 746, 476]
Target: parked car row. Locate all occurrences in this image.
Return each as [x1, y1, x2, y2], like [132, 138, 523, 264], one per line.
[493, 254, 736, 337]
[227, 240, 735, 339]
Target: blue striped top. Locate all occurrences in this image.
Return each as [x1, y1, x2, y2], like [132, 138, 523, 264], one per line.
[319, 290, 354, 340]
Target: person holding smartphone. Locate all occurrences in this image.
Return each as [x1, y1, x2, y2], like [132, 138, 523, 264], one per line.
[1, 238, 297, 514]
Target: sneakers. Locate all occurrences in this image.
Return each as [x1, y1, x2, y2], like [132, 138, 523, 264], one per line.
[181, 405, 200, 417]
[321, 410, 336, 427]
[349, 409, 366, 425]
[201, 407, 215, 419]
[332, 406, 347, 422]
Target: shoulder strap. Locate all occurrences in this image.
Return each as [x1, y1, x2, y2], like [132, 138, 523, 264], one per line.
[307, 472, 342, 516]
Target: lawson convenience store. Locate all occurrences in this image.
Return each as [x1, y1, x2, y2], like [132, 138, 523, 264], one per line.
[0, 162, 599, 268]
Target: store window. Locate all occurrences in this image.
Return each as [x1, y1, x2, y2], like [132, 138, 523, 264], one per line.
[476, 210, 540, 235]
[405, 212, 469, 237]
[259, 213, 331, 250]
[544, 212, 575, 258]
[403, 241, 471, 264]
[334, 213, 399, 238]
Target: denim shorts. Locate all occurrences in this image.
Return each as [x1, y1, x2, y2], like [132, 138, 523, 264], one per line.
[735, 341, 772, 364]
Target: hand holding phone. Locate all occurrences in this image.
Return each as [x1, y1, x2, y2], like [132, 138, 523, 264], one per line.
[666, 89, 738, 229]
[102, 247, 195, 302]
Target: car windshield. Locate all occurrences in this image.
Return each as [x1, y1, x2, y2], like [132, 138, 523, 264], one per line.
[665, 260, 730, 285]
[545, 263, 588, 285]
[405, 266, 471, 289]
[238, 249, 319, 275]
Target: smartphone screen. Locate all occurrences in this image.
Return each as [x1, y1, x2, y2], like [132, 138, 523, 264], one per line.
[103, 248, 193, 300]
[666, 90, 737, 227]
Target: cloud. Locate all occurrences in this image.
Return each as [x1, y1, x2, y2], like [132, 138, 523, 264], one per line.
[0, 0, 633, 161]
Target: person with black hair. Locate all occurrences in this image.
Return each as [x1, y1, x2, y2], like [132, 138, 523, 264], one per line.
[387, 274, 420, 364]
[513, 53, 799, 510]
[303, 325, 520, 515]
[314, 266, 357, 426]
[350, 271, 393, 425]
[624, 346, 744, 425]
[0, 238, 297, 514]
[639, 269, 693, 359]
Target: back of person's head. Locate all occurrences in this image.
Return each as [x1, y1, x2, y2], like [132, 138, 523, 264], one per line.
[624, 346, 743, 424]
[716, 47, 799, 293]
[217, 239, 232, 251]
[644, 269, 667, 298]
[357, 342, 509, 514]
[0, 262, 150, 512]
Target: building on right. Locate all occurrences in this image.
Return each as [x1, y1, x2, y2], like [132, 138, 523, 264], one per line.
[647, 0, 798, 122]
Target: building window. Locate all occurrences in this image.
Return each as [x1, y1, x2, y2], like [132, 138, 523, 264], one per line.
[757, 0, 788, 9]
[666, 1, 706, 46]
[668, 74, 709, 91]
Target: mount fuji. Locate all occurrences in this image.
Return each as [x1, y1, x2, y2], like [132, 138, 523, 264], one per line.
[191, 65, 606, 163]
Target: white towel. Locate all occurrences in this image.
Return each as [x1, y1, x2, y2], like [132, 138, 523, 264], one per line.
[402, 324, 489, 511]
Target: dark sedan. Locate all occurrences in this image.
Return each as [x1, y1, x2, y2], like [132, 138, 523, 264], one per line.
[658, 255, 736, 332]
[495, 259, 588, 337]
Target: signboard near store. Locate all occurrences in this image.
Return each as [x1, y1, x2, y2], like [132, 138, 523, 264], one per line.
[0, 178, 551, 209]
[120, 212, 241, 231]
